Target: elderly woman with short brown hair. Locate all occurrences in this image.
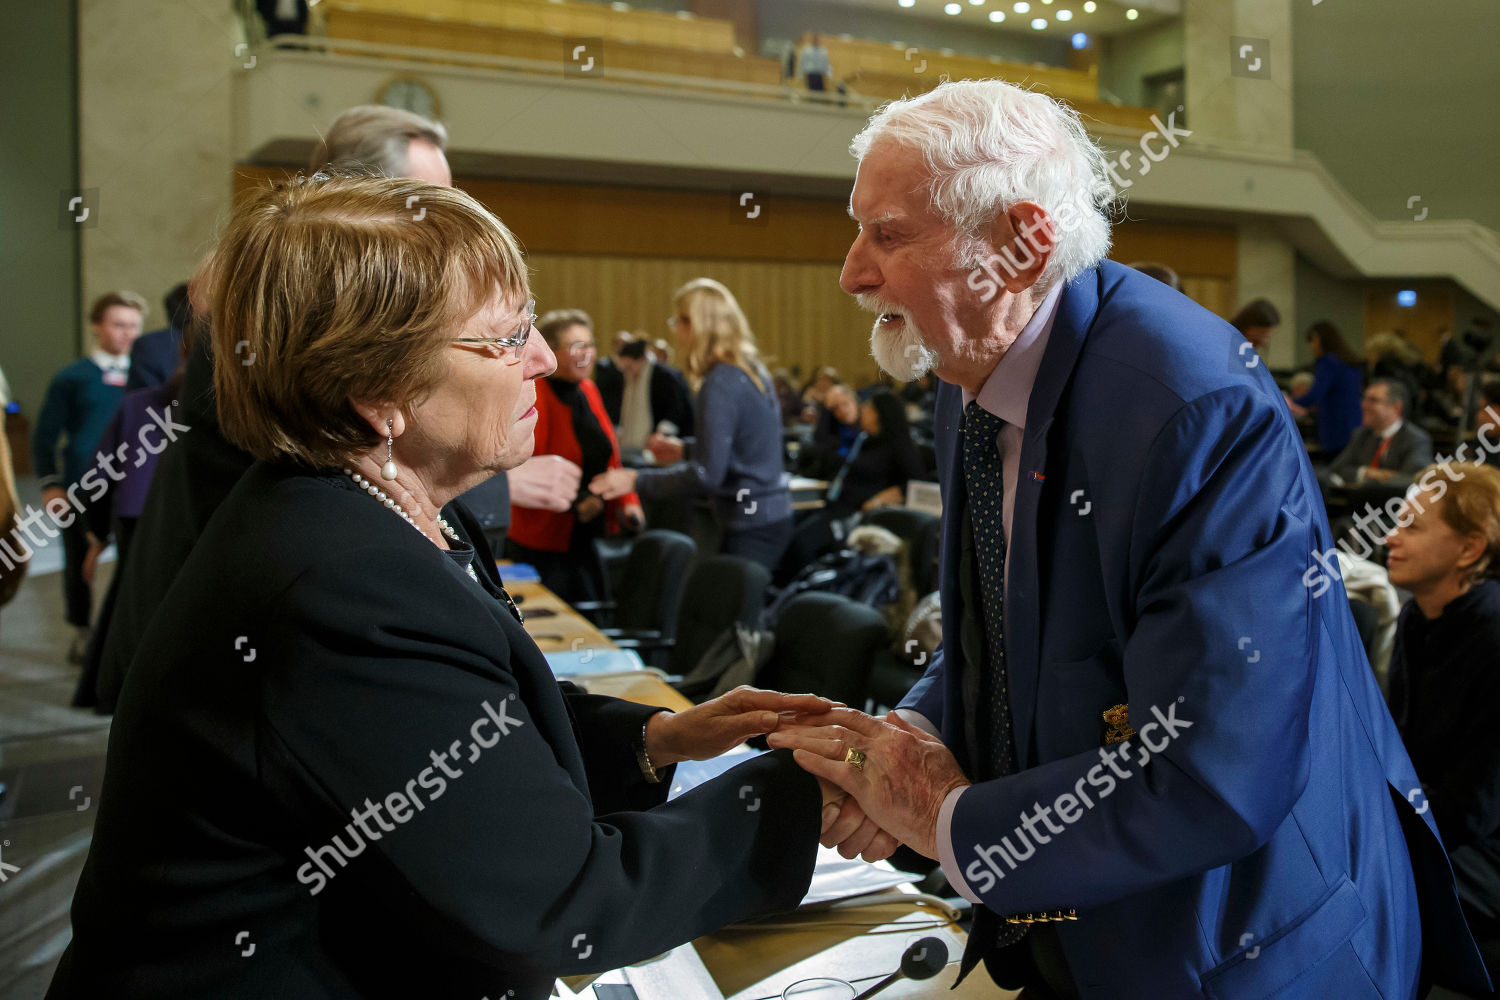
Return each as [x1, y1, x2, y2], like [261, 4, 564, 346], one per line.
[47, 176, 889, 1000]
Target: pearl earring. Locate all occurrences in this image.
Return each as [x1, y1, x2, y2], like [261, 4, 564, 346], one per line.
[381, 418, 398, 481]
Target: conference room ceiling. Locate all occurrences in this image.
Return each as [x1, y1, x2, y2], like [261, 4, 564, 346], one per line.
[802, 0, 1178, 41]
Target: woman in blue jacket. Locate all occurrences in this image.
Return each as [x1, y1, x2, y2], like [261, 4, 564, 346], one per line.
[591, 279, 793, 570]
[1289, 320, 1364, 454]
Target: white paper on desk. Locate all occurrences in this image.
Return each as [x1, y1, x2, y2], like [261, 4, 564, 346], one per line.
[544, 648, 646, 677]
[670, 749, 914, 909]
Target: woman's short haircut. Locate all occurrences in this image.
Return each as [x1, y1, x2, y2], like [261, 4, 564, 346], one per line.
[309, 105, 448, 177]
[537, 308, 592, 349]
[850, 79, 1114, 288]
[1418, 462, 1500, 584]
[675, 278, 766, 392]
[207, 173, 527, 467]
[89, 291, 147, 325]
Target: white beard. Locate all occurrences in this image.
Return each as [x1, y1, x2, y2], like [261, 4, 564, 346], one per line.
[863, 297, 939, 382]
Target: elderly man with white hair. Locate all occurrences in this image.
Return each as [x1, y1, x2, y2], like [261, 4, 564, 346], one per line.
[769, 80, 1489, 998]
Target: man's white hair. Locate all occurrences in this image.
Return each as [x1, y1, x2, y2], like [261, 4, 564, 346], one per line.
[851, 79, 1115, 287]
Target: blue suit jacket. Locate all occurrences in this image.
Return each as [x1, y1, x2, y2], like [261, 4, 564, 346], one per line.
[127, 326, 184, 392]
[900, 262, 1488, 998]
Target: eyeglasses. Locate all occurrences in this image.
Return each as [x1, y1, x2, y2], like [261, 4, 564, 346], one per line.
[666, 314, 689, 329]
[452, 298, 537, 365]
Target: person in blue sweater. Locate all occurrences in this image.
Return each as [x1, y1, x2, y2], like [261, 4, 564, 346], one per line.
[33, 291, 145, 660]
[1288, 320, 1365, 454]
[590, 278, 794, 570]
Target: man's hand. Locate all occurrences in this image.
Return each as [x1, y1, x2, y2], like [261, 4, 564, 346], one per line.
[768, 708, 969, 859]
[644, 686, 839, 766]
[508, 455, 582, 512]
[589, 467, 637, 502]
[575, 494, 605, 524]
[82, 535, 106, 585]
[647, 433, 684, 465]
[819, 792, 901, 862]
[42, 486, 67, 514]
[1365, 467, 1396, 483]
[620, 501, 645, 531]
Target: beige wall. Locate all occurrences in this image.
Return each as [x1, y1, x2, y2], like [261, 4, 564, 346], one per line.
[78, 0, 238, 333]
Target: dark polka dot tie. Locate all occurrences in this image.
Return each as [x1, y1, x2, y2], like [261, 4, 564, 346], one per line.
[963, 401, 1028, 947]
[961, 401, 1020, 784]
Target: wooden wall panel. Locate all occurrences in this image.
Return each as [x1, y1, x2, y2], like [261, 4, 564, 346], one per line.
[526, 252, 882, 384]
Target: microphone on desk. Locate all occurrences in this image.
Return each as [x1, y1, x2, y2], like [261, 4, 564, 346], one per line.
[851, 936, 949, 1000]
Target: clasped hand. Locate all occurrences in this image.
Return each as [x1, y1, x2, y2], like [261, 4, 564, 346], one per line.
[767, 707, 970, 861]
[644, 688, 904, 862]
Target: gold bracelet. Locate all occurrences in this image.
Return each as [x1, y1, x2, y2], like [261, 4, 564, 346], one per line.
[635, 719, 663, 783]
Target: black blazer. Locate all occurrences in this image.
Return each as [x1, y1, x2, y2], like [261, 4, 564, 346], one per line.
[92, 337, 254, 712]
[1327, 421, 1434, 483]
[48, 462, 820, 999]
[126, 326, 183, 391]
[597, 361, 695, 438]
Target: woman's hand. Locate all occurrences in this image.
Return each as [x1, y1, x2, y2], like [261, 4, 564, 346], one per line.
[589, 467, 637, 501]
[646, 433, 684, 464]
[644, 686, 839, 765]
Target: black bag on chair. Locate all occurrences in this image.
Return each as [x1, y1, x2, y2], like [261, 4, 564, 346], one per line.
[671, 623, 775, 704]
[763, 549, 902, 630]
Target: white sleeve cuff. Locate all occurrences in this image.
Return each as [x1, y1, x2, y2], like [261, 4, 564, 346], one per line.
[936, 786, 982, 905]
[895, 708, 940, 739]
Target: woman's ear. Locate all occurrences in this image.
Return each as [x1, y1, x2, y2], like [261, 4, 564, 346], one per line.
[349, 401, 406, 441]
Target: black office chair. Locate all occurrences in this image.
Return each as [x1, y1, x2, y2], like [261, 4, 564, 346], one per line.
[760, 592, 890, 708]
[859, 507, 941, 595]
[618, 555, 770, 678]
[583, 531, 697, 668]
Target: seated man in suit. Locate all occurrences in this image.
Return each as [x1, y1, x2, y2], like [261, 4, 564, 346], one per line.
[768, 79, 1489, 998]
[1326, 377, 1435, 488]
[602, 338, 695, 455]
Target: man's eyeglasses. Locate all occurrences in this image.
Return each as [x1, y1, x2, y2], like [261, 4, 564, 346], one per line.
[452, 298, 537, 365]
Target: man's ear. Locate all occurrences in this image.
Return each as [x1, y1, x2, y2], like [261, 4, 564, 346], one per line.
[982, 201, 1055, 294]
[349, 401, 406, 441]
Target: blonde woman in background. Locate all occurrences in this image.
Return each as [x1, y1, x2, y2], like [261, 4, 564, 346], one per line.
[591, 278, 793, 569]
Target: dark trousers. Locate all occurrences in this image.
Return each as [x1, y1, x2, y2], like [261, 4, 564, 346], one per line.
[723, 518, 793, 572]
[75, 518, 137, 708]
[60, 517, 92, 628]
[805, 72, 826, 92]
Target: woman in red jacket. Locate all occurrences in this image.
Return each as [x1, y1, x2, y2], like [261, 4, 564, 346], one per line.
[506, 309, 642, 602]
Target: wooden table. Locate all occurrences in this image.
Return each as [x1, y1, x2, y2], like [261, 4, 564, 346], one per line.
[790, 476, 829, 512]
[521, 582, 993, 998]
[508, 579, 616, 654]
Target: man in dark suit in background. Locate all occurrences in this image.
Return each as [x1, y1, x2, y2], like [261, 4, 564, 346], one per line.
[599, 339, 695, 453]
[1326, 377, 1435, 489]
[770, 79, 1489, 998]
[126, 283, 190, 391]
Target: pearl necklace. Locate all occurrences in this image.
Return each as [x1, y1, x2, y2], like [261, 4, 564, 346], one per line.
[343, 468, 478, 582]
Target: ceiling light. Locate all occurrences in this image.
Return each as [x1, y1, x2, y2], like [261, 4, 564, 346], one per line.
[1031, 16, 1047, 28]
[1057, 8, 1072, 18]
[1083, 0, 1096, 9]
[1125, 7, 1139, 18]
[899, 0, 915, 6]
[945, 1, 962, 12]
[1397, 290, 1418, 307]
[989, 9, 1005, 19]
[970, 0, 986, 5]
[1071, 31, 1088, 48]
[1014, 1, 1029, 10]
